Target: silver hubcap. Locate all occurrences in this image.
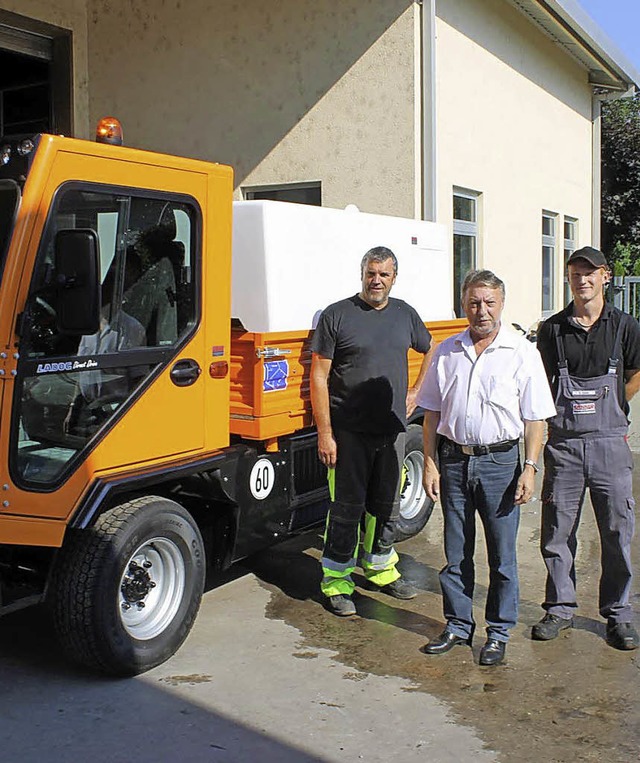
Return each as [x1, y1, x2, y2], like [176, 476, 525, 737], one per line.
[400, 450, 426, 520]
[119, 537, 185, 640]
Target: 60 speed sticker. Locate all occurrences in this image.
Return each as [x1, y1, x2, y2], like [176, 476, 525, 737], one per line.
[249, 459, 275, 500]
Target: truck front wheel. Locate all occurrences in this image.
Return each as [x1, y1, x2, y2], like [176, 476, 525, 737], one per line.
[50, 496, 205, 676]
[395, 423, 435, 542]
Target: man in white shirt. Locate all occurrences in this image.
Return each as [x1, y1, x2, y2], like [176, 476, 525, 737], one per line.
[418, 269, 555, 666]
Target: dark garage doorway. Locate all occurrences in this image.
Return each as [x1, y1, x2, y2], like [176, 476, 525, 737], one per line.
[0, 11, 72, 140]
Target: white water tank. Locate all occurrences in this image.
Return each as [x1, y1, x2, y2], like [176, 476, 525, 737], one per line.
[231, 200, 452, 333]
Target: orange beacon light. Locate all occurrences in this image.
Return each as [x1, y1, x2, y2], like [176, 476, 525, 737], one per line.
[95, 117, 124, 146]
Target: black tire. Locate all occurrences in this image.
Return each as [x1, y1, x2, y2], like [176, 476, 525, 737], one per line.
[395, 423, 435, 542]
[49, 496, 205, 676]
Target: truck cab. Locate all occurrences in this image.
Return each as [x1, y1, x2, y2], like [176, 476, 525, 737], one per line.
[0, 129, 463, 675]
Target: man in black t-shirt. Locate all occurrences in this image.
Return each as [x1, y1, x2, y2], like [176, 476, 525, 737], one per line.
[534, 246, 640, 651]
[310, 246, 432, 616]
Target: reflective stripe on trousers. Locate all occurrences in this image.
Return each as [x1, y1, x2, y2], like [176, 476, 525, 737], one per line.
[320, 429, 403, 597]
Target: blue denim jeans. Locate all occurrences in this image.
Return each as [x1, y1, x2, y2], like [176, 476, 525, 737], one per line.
[439, 441, 521, 642]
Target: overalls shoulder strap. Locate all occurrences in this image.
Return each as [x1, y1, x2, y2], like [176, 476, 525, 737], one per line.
[553, 322, 568, 371]
[607, 311, 626, 375]
[554, 312, 626, 375]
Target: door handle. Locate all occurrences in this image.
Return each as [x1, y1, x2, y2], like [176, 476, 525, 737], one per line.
[170, 358, 201, 387]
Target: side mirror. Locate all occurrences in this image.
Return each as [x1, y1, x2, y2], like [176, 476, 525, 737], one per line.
[55, 229, 101, 335]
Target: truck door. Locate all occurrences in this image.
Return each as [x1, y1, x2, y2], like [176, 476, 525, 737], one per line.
[11, 183, 205, 490]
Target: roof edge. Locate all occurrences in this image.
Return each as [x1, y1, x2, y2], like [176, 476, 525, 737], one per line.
[535, 0, 640, 90]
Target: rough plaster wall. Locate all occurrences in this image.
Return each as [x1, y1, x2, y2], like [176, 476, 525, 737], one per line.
[436, 0, 593, 327]
[0, 0, 90, 137]
[87, 0, 417, 217]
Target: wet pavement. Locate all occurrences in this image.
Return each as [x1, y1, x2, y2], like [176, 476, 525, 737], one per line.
[0, 453, 639, 762]
[245, 455, 640, 763]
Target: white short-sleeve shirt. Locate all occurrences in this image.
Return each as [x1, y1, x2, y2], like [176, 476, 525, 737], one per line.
[416, 324, 556, 445]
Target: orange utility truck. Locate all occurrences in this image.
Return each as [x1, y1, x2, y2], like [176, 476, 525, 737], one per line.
[0, 125, 464, 675]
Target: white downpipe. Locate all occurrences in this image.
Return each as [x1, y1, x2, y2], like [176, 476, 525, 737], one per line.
[421, 0, 437, 222]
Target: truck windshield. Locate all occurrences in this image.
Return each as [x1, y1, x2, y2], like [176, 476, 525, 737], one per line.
[0, 180, 20, 286]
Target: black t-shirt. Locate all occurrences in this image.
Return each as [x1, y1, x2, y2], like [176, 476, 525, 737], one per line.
[537, 301, 640, 413]
[311, 294, 432, 433]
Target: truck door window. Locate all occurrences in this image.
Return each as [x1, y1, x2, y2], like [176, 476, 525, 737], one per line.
[97, 211, 119, 278]
[12, 185, 199, 487]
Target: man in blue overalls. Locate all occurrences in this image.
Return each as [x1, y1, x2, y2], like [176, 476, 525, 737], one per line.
[535, 246, 640, 650]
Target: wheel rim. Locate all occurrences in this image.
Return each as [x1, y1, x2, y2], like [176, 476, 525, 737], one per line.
[400, 450, 426, 520]
[119, 537, 186, 641]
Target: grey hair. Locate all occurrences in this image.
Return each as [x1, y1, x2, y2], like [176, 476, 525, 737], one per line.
[360, 246, 398, 275]
[461, 269, 505, 300]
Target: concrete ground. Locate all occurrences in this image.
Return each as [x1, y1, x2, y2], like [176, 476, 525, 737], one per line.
[1, 407, 640, 762]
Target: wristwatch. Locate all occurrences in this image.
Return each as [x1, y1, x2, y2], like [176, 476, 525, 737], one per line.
[524, 459, 539, 473]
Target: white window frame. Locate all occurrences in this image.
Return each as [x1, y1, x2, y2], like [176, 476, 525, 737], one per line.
[563, 216, 578, 306]
[542, 211, 558, 316]
[453, 188, 480, 317]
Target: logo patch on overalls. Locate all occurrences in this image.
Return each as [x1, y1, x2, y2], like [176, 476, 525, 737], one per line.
[572, 401, 596, 415]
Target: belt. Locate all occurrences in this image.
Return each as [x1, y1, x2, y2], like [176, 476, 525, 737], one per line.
[443, 438, 518, 456]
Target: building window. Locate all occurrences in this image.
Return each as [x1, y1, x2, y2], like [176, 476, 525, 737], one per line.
[542, 211, 557, 314]
[243, 182, 321, 206]
[563, 217, 578, 305]
[453, 189, 480, 317]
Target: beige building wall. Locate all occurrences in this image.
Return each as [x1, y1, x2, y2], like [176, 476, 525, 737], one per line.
[0, 0, 90, 137]
[436, 0, 594, 328]
[0, 0, 599, 327]
[85, 0, 418, 217]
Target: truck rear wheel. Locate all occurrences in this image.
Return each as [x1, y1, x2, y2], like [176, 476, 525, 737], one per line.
[50, 496, 205, 676]
[395, 423, 435, 542]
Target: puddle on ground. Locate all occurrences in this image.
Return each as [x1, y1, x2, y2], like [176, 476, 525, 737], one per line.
[245, 465, 640, 763]
[160, 673, 213, 686]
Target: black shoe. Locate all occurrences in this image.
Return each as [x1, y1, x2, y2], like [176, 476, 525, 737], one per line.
[423, 630, 471, 655]
[479, 639, 506, 666]
[325, 594, 356, 617]
[531, 613, 573, 641]
[377, 578, 418, 600]
[605, 622, 640, 651]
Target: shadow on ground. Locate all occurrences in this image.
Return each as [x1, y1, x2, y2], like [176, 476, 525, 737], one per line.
[243, 460, 640, 763]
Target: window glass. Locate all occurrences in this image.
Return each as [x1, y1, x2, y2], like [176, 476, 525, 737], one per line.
[563, 217, 578, 305]
[542, 213, 557, 313]
[454, 233, 476, 317]
[453, 195, 476, 223]
[14, 185, 198, 486]
[453, 190, 480, 317]
[542, 215, 555, 237]
[542, 245, 555, 312]
[244, 183, 321, 206]
[97, 211, 118, 278]
[564, 219, 576, 241]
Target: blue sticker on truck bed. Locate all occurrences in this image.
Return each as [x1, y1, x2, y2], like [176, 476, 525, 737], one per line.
[264, 360, 289, 391]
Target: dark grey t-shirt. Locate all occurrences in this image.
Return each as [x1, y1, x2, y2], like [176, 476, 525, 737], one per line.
[311, 294, 432, 434]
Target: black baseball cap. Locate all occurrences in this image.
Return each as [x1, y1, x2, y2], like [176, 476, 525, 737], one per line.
[566, 246, 608, 269]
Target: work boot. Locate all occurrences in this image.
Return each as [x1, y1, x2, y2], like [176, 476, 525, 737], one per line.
[325, 594, 356, 617]
[605, 622, 640, 651]
[377, 577, 418, 600]
[531, 613, 573, 641]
